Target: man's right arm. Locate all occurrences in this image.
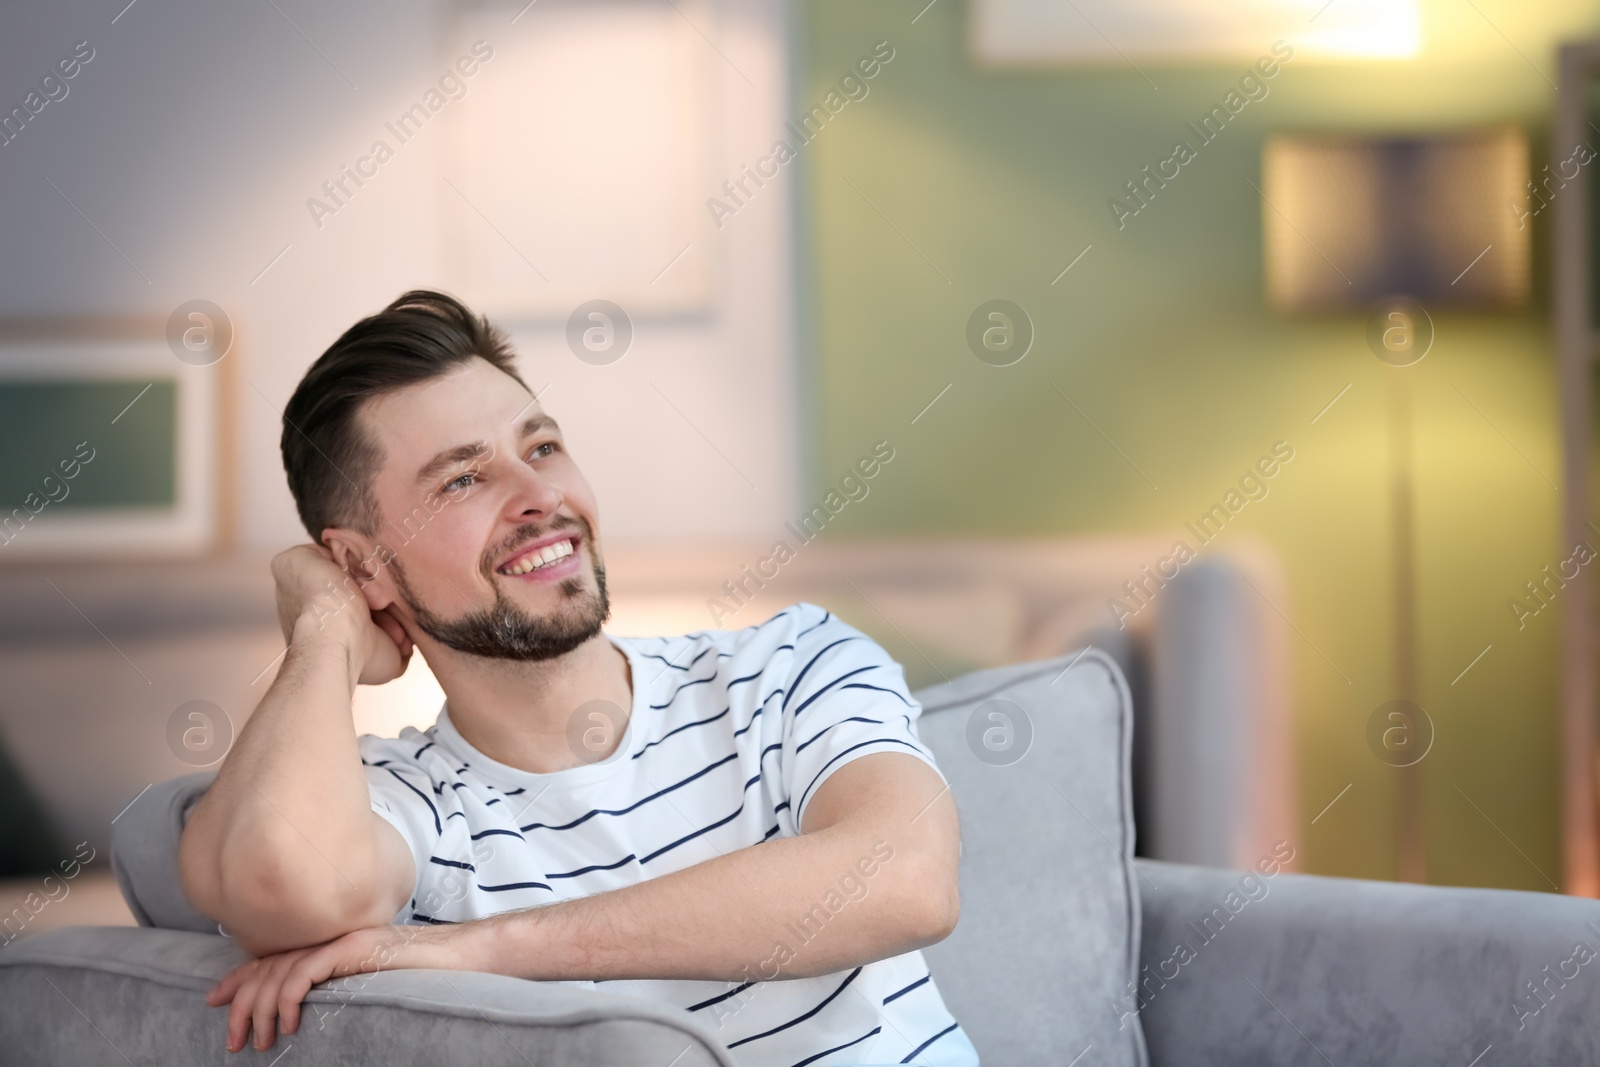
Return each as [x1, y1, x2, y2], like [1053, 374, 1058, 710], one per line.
[177, 548, 417, 958]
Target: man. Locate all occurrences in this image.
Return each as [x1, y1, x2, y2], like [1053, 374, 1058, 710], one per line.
[177, 290, 977, 1066]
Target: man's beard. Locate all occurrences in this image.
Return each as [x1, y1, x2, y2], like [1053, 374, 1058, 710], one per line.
[389, 523, 611, 662]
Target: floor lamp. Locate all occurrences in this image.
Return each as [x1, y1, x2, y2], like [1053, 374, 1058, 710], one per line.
[1263, 129, 1527, 884]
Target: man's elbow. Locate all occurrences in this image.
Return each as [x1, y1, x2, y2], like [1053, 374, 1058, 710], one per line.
[181, 824, 390, 955]
[235, 856, 397, 953]
[895, 861, 960, 947]
[913, 880, 960, 944]
[900, 825, 961, 945]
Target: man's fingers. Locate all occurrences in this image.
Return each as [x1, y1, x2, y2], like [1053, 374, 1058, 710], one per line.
[279, 951, 335, 1036]
[226, 970, 264, 1053]
[373, 607, 408, 649]
[374, 611, 401, 646]
[251, 968, 285, 1052]
[371, 608, 414, 678]
[205, 960, 253, 1007]
[248, 953, 304, 1052]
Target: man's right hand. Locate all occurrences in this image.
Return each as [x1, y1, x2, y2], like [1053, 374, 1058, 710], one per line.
[270, 544, 413, 687]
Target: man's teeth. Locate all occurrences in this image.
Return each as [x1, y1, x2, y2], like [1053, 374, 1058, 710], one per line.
[501, 539, 575, 575]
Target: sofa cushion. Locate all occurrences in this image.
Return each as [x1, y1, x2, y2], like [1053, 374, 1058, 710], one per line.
[911, 646, 1147, 1067]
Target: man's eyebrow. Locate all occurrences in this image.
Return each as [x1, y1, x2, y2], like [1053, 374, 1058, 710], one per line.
[413, 414, 562, 487]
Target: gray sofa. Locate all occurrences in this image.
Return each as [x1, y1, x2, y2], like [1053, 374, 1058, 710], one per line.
[2, 648, 1597, 1065]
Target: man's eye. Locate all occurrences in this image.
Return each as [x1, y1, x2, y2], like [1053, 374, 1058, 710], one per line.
[530, 442, 559, 459]
[444, 471, 477, 493]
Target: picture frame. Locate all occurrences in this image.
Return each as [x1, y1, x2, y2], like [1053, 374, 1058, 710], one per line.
[0, 322, 231, 560]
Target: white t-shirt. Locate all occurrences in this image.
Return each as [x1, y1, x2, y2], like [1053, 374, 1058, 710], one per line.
[359, 602, 979, 1067]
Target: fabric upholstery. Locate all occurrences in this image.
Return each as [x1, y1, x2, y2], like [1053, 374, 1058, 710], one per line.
[109, 772, 217, 935]
[1146, 559, 1251, 867]
[1147, 558, 1294, 871]
[1135, 858, 1600, 1066]
[914, 648, 1147, 1067]
[0, 924, 737, 1066]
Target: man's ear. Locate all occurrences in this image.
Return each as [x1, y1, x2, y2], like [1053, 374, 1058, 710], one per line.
[320, 527, 398, 612]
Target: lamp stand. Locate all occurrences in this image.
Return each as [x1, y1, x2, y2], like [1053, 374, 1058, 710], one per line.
[1390, 365, 1427, 883]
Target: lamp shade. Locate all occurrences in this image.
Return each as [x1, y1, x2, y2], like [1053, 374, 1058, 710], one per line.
[1263, 127, 1529, 311]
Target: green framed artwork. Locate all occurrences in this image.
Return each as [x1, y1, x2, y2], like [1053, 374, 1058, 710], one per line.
[0, 339, 220, 559]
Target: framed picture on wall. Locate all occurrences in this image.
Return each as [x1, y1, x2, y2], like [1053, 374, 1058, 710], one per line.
[0, 331, 229, 560]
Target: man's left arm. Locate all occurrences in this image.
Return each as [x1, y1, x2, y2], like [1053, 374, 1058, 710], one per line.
[207, 751, 959, 1053]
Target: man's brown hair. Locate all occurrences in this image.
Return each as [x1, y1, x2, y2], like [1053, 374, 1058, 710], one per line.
[280, 289, 529, 540]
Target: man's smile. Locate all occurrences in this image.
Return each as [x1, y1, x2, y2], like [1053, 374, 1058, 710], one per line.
[495, 533, 581, 578]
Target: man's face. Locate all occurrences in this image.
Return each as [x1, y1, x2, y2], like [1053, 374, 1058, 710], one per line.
[344, 356, 609, 661]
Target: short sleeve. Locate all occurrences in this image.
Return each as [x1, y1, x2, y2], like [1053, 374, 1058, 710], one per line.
[359, 734, 442, 920]
[780, 605, 947, 830]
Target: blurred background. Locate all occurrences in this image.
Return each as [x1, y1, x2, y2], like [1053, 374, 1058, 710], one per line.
[3, 0, 1600, 935]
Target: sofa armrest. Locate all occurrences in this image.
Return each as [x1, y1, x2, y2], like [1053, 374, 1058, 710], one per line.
[0, 925, 738, 1067]
[1132, 858, 1600, 1067]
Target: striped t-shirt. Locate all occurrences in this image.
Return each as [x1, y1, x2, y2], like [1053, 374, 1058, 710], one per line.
[359, 602, 978, 1067]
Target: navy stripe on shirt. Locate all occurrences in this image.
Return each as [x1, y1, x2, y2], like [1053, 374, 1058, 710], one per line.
[790, 665, 876, 718]
[728, 665, 772, 689]
[883, 974, 930, 1005]
[687, 981, 755, 1012]
[631, 766, 773, 868]
[902, 1021, 960, 1062]
[652, 670, 720, 710]
[793, 1026, 881, 1067]
[727, 967, 862, 1049]
[383, 766, 441, 835]
[628, 676, 784, 760]
[782, 637, 866, 712]
[639, 792, 751, 865]
[547, 853, 638, 880]
[639, 645, 717, 672]
[519, 752, 741, 833]
[733, 698, 777, 739]
[470, 827, 525, 841]
[837, 681, 917, 708]
[797, 717, 886, 754]
[795, 608, 832, 640]
[478, 880, 553, 894]
[633, 706, 733, 759]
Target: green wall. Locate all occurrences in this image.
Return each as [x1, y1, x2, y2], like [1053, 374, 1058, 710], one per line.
[799, 0, 1600, 889]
